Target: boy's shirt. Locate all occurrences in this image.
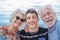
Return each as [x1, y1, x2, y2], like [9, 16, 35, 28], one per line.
[20, 27, 48, 40]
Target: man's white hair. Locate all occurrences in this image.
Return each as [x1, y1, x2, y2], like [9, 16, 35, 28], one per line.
[38, 5, 56, 27]
[38, 5, 56, 15]
[10, 9, 25, 22]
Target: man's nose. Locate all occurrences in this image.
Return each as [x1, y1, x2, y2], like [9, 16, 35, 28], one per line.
[46, 15, 49, 18]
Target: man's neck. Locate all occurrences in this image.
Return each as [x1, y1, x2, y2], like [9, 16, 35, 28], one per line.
[49, 26, 53, 31]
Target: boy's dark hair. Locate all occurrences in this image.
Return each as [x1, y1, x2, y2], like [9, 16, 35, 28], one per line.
[25, 8, 38, 18]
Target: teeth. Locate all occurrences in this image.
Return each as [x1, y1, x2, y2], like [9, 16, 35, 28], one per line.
[50, 19, 52, 21]
[46, 18, 52, 22]
[46, 20, 49, 22]
[30, 23, 35, 25]
[31, 23, 34, 25]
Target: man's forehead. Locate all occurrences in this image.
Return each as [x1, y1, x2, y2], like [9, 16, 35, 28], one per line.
[41, 8, 51, 13]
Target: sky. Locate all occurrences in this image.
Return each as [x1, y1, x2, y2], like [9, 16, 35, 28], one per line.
[0, 0, 60, 28]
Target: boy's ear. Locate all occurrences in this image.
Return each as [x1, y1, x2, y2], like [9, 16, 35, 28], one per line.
[24, 25, 29, 33]
[25, 18, 26, 22]
[37, 18, 39, 22]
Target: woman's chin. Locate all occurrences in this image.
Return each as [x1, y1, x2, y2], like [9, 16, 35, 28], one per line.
[14, 24, 19, 28]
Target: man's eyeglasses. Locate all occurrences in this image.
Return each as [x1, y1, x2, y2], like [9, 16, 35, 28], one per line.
[16, 16, 25, 22]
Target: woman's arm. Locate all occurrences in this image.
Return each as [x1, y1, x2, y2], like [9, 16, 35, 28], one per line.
[0, 26, 8, 36]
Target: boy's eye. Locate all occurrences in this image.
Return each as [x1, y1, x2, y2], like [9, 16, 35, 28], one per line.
[27, 17, 30, 20]
[32, 16, 36, 19]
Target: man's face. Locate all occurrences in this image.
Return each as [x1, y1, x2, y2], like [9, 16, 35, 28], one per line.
[26, 13, 38, 29]
[40, 9, 56, 28]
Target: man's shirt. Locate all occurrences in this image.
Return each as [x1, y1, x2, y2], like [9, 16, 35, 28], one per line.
[48, 20, 60, 40]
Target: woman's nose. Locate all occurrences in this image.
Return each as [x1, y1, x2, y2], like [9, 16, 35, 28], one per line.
[17, 20, 21, 23]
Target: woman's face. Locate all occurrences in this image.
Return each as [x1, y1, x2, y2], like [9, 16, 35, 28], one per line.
[11, 13, 25, 28]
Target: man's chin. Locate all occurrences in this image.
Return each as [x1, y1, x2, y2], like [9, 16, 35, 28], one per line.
[46, 23, 53, 27]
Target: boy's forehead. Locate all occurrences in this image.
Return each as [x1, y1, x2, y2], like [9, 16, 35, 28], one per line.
[26, 13, 36, 15]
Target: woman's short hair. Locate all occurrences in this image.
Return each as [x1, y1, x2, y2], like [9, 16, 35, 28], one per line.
[10, 9, 25, 22]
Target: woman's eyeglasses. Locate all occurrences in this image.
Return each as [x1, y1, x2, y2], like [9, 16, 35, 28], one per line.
[16, 16, 25, 22]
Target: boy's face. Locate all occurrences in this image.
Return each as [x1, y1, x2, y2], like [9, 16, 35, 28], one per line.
[26, 13, 38, 29]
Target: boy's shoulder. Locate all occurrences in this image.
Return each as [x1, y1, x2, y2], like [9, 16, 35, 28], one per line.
[38, 27, 48, 33]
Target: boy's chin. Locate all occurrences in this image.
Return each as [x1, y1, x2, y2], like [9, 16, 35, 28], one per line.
[29, 26, 36, 29]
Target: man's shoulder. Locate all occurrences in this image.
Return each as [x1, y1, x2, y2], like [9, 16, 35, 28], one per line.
[55, 20, 60, 28]
[55, 20, 60, 39]
[55, 20, 60, 25]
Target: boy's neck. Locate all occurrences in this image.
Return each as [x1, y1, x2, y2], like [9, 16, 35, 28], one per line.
[28, 26, 39, 33]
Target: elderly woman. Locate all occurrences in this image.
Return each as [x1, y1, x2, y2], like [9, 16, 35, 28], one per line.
[0, 9, 25, 40]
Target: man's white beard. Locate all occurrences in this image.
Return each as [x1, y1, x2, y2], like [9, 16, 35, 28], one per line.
[46, 17, 56, 28]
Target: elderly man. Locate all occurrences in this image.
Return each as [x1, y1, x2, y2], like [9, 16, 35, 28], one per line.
[39, 5, 60, 40]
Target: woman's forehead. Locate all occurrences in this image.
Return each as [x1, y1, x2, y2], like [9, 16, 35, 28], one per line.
[15, 13, 24, 18]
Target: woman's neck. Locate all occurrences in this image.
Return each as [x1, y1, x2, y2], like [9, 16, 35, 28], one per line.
[8, 25, 18, 35]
